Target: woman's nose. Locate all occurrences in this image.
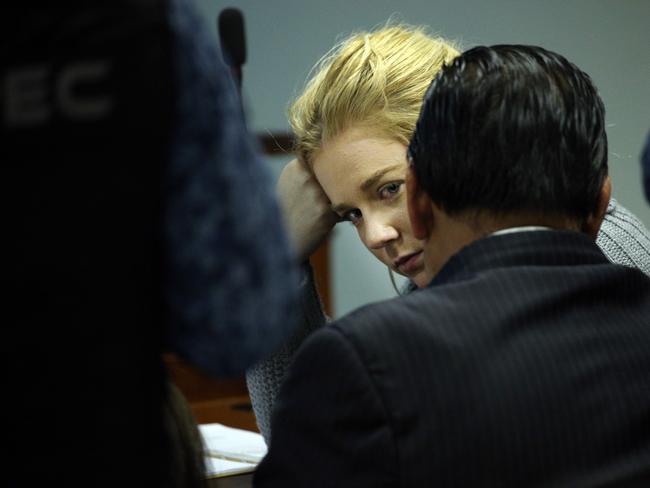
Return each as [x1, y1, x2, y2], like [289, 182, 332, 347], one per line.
[364, 217, 399, 249]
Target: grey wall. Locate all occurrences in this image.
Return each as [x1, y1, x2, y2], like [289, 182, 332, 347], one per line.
[198, 0, 650, 317]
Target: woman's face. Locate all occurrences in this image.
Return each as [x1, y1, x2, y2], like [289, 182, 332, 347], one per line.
[312, 126, 430, 288]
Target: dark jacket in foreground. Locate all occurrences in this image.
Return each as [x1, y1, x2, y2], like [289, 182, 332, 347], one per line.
[255, 230, 650, 488]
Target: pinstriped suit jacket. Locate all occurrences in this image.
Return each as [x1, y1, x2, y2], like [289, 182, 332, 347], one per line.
[255, 230, 650, 488]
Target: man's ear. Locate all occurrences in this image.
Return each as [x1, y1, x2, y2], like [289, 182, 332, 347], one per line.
[406, 166, 434, 240]
[583, 175, 611, 240]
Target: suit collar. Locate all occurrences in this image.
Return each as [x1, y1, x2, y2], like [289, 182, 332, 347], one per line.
[428, 230, 609, 288]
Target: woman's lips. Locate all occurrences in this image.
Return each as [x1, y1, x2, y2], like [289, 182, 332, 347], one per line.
[395, 251, 423, 275]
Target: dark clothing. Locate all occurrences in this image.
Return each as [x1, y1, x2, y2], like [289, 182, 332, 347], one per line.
[256, 230, 650, 487]
[4, 0, 297, 486]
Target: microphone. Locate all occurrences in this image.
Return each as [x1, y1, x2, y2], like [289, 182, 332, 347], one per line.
[218, 8, 246, 89]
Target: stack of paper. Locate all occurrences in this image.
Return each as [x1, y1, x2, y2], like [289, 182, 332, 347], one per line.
[205, 457, 258, 478]
[200, 423, 268, 478]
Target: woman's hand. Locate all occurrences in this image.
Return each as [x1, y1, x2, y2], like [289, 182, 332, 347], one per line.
[277, 159, 340, 262]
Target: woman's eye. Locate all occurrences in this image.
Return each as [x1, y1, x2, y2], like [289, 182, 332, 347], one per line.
[379, 181, 402, 199]
[343, 209, 362, 226]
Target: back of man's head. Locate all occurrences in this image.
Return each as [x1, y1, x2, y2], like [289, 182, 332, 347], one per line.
[408, 45, 608, 227]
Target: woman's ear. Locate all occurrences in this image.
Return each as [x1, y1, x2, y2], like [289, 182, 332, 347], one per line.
[583, 175, 611, 240]
[406, 166, 434, 240]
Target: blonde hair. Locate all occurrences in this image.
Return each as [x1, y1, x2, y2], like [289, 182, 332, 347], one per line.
[289, 24, 460, 165]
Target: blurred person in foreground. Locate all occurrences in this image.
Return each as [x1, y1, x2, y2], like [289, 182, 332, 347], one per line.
[254, 44, 650, 487]
[4, 0, 298, 486]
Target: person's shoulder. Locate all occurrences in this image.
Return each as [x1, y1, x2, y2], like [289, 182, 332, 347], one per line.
[323, 289, 449, 354]
[599, 198, 650, 276]
[603, 198, 649, 235]
[333, 290, 426, 330]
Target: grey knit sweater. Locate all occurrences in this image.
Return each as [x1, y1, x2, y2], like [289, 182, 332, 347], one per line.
[245, 198, 650, 444]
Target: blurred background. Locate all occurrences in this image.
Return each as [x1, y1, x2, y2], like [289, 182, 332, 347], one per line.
[198, 0, 650, 318]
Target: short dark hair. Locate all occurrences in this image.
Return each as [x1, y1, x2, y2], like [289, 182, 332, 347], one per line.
[408, 45, 608, 224]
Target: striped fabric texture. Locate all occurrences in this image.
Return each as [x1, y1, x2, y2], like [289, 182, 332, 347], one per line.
[255, 230, 650, 487]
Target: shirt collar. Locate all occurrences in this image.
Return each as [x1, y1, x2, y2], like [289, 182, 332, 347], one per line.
[489, 226, 553, 237]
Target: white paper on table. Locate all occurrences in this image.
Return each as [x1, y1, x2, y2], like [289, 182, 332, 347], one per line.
[205, 456, 256, 478]
[199, 423, 268, 464]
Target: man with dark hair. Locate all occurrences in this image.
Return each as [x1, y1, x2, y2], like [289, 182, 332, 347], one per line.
[413, 45, 609, 217]
[255, 45, 650, 487]
[407, 45, 611, 276]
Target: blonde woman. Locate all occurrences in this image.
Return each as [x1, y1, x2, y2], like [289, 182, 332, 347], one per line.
[247, 24, 650, 444]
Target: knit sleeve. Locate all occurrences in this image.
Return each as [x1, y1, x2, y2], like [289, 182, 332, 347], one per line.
[246, 264, 328, 444]
[596, 198, 650, 277]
